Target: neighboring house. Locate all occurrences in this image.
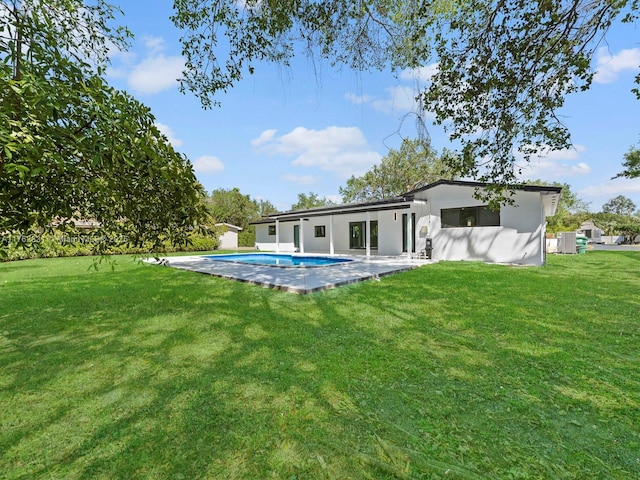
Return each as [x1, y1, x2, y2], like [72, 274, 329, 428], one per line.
[252, 180, 562, 266]
[215, 223, 243, 249]
[577, 221, 604, 244]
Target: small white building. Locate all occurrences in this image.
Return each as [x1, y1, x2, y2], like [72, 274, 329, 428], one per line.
[215, 223, 243, 250]
[252, 180, 561, 266]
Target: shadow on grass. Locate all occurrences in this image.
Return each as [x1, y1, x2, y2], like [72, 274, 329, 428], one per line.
[1, 252, 639, 479]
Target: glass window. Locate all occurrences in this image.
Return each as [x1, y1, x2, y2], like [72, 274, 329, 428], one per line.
[315, 225, 326, 237]
[370, 221, 378, 249]
[349, 221, 377, 249]
[441, 206, 500, 228]
[268, 225, 276, 235]
[402, 213, 416, 252]
[349, 222, 365, 249]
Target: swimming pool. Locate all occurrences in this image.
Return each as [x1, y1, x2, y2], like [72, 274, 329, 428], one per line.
[204, 253, 353, 268]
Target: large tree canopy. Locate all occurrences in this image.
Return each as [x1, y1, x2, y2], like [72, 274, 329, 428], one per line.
[339, 138, 456, 203]
[1, 0, 209, 254]
[206, 187, 258, 229]
[205, 187, 277, 246]
[172, 0, 639, 202]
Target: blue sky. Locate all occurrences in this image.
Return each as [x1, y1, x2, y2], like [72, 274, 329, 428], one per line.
[106, 1, 640, 212]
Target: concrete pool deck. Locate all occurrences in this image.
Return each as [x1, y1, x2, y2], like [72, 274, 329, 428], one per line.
[148, 254, 432, 294]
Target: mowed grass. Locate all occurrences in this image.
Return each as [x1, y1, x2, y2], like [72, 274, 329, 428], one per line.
[1, 251, 638, 479]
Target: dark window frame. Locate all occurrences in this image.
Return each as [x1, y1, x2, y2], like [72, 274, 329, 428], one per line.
[349, 221, 378, 249]
[349, 222, 365, 249]
[268, 225, 276, 236]
[441, 206, 500, 228]
[314, 225, 326, 238]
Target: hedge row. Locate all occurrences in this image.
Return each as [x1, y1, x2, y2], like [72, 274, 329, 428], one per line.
[0, 231, 219, 262]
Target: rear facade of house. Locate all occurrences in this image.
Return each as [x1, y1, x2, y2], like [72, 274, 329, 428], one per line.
[253, 180, 561, 266]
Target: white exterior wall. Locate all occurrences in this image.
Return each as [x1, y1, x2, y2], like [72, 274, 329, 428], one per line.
[253, 184, 549, 265]
[218, 228, 239, 249]
[254, 222, 297, 251]
[416, 186, 546, 265]
[255, 210, 417, 256]
[376, 210, 401, 255]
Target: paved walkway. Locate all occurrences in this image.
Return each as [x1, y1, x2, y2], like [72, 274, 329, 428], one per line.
[148, 254, 432, 294]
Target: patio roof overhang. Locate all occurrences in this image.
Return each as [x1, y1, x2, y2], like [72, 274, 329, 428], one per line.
[250, 201, 412, 224]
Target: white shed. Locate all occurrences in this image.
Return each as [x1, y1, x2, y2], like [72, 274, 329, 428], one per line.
[215, 223, 243, 250]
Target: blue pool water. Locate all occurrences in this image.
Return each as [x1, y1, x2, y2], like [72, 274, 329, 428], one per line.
[204, 253, 353, 268]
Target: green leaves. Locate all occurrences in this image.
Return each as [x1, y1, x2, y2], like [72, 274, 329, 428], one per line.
[172, 0, 638, 206]
[171, 0, 423, 108]
[613, 145, 640, 179]
[0, 0, 210, 256]
[339, 138, 456, 202]
[602, 195, 637, 216]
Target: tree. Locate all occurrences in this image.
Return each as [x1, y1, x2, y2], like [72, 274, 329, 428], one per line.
[525, 180, 589, 233]
[602, 195, 637, 216]
[339, 139, 455, 203]
[290, 192, 335, 210]
[206, 188, 256, 229]
[205, 188, 278, 246]
[614, 145, 640, 179]
[172, 1, 639, 202]
[256, 199, 278, 218]
[1, 0, 209, 254]
[617, 223, 640, 244]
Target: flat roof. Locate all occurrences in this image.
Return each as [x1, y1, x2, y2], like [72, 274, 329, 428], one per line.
[251, 180, 563, 224]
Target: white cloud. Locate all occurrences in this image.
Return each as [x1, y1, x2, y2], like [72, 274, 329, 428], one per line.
[517, 144, 591, 181]
[107, 35, 184, 94]
[537, 144, 587, 161]
[281, 173, 317, 185]
[579, 178, 640, 198]
[342, 62, 440, 121]
[128, 54, 184, 94]
[400, 63, 439, 83]
[193, 156, 224, 174]
[155, 122, 182, 148]
[251, 129, 277, 147]
[106, 40, 137, 79]
[344, 93, 375, 105]
[143, 35, 165, 53]
[593, 47, 640, 84]
[369, 85, 418, 114]
[253, 126, 382, 178]
[347, 85, 420, 115]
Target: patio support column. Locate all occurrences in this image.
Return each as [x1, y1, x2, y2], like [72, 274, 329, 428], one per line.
[275, 219, 280, 253]
[329, 215, 334, 255]
[406, 212, 413, 259]
[366, 211, 371, 257]
[299, 218, 305, 253]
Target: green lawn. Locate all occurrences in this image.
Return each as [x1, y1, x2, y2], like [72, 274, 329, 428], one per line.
[1, 251, 639, 479]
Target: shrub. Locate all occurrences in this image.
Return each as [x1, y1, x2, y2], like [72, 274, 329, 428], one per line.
[0, 229, 219, 261]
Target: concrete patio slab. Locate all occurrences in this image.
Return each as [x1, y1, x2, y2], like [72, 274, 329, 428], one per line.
[147, 254, 432, 294]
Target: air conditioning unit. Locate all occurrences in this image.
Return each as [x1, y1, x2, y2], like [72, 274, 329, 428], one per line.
[557, 232, 577, 254]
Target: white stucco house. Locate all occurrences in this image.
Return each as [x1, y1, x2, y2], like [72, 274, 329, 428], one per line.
[252, 180, 562, 266]
[215, 223, 243, 249]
